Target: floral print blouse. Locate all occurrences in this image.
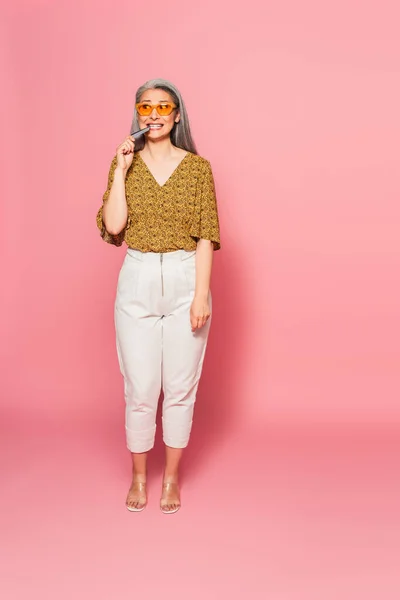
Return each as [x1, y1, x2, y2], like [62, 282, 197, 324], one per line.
[96, 151, 221, 252]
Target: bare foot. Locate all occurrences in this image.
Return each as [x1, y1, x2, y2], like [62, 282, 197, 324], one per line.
[160, 481, 181, 514]
[126, 477, 147, 512]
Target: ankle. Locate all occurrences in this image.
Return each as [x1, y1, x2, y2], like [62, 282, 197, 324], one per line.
[132, 471, 147, 482]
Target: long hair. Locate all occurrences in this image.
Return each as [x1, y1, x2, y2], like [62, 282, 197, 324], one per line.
[130, 78, 198, 155]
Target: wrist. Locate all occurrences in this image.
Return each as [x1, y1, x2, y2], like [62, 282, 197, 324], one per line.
[195, 290, 209, 300]
[115, 165, 128, 178]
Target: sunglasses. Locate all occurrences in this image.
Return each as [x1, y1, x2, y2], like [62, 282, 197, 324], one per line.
[136, 102, 178, 116]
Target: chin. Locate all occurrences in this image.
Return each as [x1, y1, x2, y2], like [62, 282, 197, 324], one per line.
[149, 130, 170, 138]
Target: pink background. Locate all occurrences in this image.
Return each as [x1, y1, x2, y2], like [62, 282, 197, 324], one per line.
[2, 1, 399, 598]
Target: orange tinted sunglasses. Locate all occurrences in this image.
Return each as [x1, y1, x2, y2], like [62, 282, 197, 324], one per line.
[136, 102, 177, 116]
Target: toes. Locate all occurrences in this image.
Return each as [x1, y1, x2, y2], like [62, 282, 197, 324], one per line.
[127, 496, 146, 510]
[161, 499, 180, 512]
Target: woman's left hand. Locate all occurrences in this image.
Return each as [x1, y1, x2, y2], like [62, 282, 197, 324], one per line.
[190, 294, 211, 332]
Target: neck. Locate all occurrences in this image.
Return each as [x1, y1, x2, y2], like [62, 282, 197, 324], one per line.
[142, 137, 177, 161]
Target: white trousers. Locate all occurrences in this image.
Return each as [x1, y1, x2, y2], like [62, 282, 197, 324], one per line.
[114, 248, 212, 453]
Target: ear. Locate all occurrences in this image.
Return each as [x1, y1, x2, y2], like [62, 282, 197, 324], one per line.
[175, 110, 181, 124]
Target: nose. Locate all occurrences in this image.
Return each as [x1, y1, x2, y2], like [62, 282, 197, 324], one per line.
[150, 107, 158, 119]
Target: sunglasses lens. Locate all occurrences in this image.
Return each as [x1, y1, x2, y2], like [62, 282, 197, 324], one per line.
[137, 103, 152, 116]
[157, 103, 173, 115]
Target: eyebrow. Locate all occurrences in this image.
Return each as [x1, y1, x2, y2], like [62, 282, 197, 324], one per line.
[140, 99, 171, 103]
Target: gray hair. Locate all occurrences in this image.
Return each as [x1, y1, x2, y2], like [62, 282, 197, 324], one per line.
[129, 78, 198, 154]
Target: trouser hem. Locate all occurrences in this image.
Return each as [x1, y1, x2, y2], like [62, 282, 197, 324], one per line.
[162, 438, 190, 449]
[126, 441, 155, 453]
[125, 425, 156, 453]
[162, 418, 193, 448]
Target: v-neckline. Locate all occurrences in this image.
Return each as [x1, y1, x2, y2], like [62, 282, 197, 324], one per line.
[137, 151, 191, 188]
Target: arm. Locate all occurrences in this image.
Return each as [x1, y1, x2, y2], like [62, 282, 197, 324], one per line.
[102, 161, 129, 235]
[195, 238, 213, 298]
[191, 239, 214, 332]
[96, 137, 135, 245]
[189, 160, 221, 331]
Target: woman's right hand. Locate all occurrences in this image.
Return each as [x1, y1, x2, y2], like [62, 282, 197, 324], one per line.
[116, 135, 136, 171]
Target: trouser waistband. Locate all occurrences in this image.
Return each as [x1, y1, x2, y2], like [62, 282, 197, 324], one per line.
[126, 248, 196, 262]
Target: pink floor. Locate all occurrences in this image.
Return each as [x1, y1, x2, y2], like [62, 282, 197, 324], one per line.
[1, 415, 398, 599]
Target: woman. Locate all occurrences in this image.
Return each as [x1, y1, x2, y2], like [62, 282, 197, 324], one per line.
[96, 79, 221, 514]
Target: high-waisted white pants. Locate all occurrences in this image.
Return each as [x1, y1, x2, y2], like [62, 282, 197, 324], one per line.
[114, 248, 211, 453]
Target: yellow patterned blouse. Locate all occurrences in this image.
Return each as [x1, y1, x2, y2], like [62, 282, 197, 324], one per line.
[96, 151, 221, 252]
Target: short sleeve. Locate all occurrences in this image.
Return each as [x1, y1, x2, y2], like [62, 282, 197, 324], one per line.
[190, 160, 221, 251]
[96, 155, 131, 247]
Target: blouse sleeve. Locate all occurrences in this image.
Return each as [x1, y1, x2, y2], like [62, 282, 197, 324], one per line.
[190, 160, 221, 251]
[96, 155, 131, 247]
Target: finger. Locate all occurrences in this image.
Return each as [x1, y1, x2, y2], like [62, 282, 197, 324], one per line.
[202, 314, 210, 327]
[192, 318, 201, 331]
[122, 142, 132, 154]
[117, 143, 128, 154]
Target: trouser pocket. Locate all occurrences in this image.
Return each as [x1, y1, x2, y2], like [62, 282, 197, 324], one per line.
[116, 253, 142, 300]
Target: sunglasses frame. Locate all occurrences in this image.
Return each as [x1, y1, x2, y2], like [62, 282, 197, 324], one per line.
[136, 102, 178, 116]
